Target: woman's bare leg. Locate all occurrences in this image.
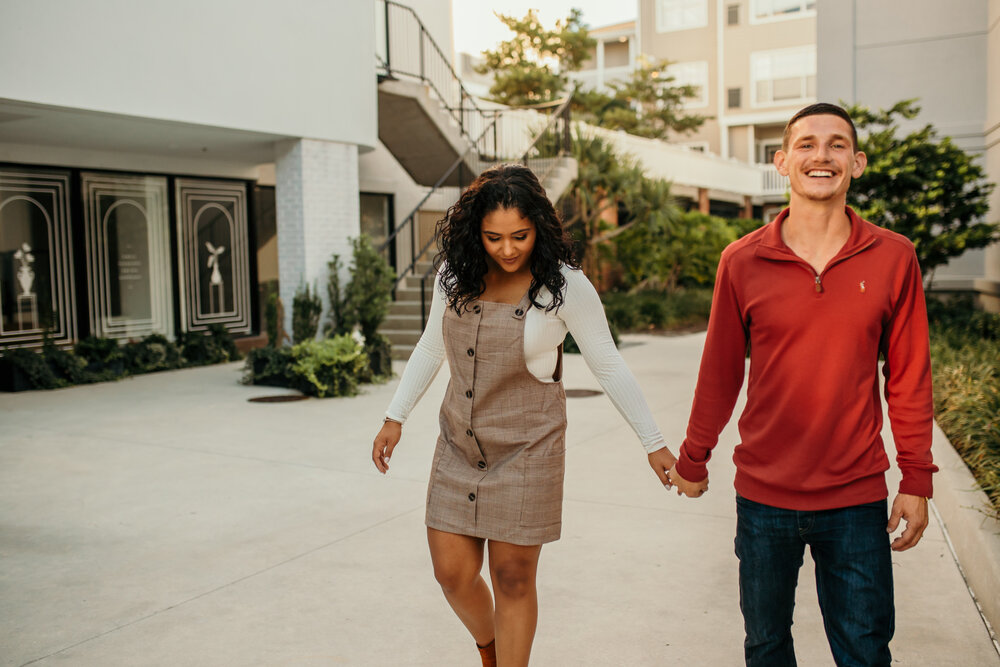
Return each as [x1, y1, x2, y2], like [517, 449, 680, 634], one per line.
[427, 527, 495, 646]
[487, 540, 543, 667]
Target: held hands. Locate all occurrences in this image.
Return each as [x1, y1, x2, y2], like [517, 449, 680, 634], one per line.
[887, 493, 929, 551]
[372, 419, 402, 474]
[667, 464, 709, 498]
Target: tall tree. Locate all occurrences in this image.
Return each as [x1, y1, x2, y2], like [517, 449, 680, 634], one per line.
[846, 100, 997, 277]
[476, 8, 594, 106]
[574, 57, 708, 140]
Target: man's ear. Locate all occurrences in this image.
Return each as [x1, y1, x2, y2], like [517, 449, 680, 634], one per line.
[852, 151, 868, 178]
[774, 149, 789, 176]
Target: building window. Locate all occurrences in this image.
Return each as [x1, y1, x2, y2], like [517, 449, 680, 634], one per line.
[727, 87, 742, 109]
[750, 0, 816, 23]
[667, 61, 709, 108]
[759, 140, 782, 164]
[727, 3, 740, 25]
[360, 192, 395, 266]
[750, 46, 816, 106]
[656, 0, 708, 33]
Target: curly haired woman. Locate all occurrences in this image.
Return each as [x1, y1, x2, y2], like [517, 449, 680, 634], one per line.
[371, 164, 678, 666]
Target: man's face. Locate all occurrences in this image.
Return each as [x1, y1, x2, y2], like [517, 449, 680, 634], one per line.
[774, 114, 866, 203]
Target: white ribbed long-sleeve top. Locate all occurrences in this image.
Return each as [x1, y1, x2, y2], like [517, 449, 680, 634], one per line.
[385, 264, 667, 453]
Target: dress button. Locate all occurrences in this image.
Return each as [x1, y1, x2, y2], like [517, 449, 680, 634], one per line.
[477, 461, 487, 470]
[467, 348, 475, 357]
[473, 305, 481, 313]
[515, 308, 524, 316]
[465, 390, 473, 398]
[466, 429, 474, 437]
[468, 493, 476, 501]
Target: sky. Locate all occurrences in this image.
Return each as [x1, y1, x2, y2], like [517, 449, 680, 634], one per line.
[452, 1, 637, 57]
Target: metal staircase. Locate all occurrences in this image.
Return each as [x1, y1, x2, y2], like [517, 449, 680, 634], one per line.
[374, 0, 578, 359]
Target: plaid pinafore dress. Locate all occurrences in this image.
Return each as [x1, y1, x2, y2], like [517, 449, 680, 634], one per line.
[425, 292, 567, 545]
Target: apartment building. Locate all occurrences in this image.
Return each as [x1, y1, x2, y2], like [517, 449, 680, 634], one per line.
[0, 0, 481, 351]
[637, 0, 816, 164]
[571, 21, 640, 93]
[816, 0, 999, 305]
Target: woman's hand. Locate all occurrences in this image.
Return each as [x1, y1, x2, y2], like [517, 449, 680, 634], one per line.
[372, 419, 402, 473]
[647, 446, 678, 489]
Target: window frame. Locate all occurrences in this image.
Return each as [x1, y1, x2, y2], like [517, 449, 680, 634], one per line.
[666, 60, 710, 109]
[655, 0, 709, 33]
[749, 0, 816, 25]
[749, 45, 816, 108]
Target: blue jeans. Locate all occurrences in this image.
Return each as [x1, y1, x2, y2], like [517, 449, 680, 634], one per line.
[734, 496, 894, 667]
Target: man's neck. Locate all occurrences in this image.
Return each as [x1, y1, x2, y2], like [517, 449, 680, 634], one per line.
[781, 196, 852, 273]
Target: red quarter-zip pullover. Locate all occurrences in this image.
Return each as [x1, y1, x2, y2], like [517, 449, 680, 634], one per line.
[676, 207, 936, 510]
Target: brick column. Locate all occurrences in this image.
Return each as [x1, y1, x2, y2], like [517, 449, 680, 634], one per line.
[275, 138, 360, 340]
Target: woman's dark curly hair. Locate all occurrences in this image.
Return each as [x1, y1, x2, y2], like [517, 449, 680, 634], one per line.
[435, 163, 579, 314]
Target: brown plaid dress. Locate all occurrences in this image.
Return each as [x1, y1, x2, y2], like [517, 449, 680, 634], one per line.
[425, 292, 567, 545]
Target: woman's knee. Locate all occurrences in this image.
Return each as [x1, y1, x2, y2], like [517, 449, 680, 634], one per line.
[432, 557, 480, 593]
[491, 557, 537, 601]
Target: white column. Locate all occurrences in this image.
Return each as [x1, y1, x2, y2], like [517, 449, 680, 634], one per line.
[275, 138, 360, 340]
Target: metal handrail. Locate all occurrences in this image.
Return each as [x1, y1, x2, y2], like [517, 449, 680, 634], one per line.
[377, 0, 489, 147]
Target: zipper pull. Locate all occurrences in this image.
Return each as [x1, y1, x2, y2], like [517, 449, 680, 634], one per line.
[815, 275, 823, 293]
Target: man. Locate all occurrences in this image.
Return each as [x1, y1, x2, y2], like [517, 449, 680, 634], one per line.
[668, 102, 937, 667]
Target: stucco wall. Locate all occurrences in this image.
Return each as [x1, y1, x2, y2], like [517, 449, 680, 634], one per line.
[0, 0, 377, 150]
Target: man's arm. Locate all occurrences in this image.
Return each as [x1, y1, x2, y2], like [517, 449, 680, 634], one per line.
[882, 248, 937, 548]
[675, 251, 749, 484]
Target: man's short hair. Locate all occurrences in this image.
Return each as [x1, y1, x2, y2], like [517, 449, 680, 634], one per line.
[782, 103, 859, 151]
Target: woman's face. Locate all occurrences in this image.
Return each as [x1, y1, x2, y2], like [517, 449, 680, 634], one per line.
[480, 206, 536, 274]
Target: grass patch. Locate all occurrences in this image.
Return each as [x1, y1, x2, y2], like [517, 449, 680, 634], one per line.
[927, 296, 1000, 519]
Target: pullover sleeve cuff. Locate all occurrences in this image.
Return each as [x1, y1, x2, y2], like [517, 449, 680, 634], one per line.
[898, 470, 934, 499]
[676, 440, 711, 483]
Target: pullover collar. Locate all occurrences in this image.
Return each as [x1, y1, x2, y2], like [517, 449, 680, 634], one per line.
[755, 206, 877, 271]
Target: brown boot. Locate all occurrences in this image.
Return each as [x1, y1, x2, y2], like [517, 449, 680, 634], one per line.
[476, 639, 497, 667]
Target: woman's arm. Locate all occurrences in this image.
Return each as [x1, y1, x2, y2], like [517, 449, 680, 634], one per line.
[558, 268, 668, 454]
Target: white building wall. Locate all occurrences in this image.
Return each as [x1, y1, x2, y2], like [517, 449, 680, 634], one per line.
[816, 0, 992, 290]
[276, 139, 361, 336]
[0, 0, 377, 149]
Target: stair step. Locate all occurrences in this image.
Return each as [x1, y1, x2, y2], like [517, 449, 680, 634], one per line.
[391, 344, 415, 360]
[380, 329, 423, 346]
[382, 313, 423, 329]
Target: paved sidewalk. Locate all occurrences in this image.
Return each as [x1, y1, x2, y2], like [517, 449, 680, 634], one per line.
[1, 333, 997, 666]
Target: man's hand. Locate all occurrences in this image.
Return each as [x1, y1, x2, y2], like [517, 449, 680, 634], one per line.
[647, 447, 678, 489]
[667, 464, 709, 498]
[887, 493, 929, 551]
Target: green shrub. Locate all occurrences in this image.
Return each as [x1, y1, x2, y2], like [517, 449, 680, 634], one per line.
[0, 347, 65, 390]
[928, 296, 1000, 519]
[600, 288, 713, 332]
[613, 211, 752, 291]
[242, 345, 295, 389]
[364, 333, 394, 379]
[41, 344, 90, 385]
[124, 334, 184, 374]
[290, 335, 369, 398]
[178, 324, 241, 366]
[75, 336, 127, 380]
[292, 282, 322, 344]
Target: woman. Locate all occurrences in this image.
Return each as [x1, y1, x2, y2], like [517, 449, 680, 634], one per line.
[371, 164, 676, 666]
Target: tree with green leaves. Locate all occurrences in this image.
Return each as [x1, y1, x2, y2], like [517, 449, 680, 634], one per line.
[476, 8, 594, 106]
[573, 56, 708, 140]
[846, 99, 997, 277]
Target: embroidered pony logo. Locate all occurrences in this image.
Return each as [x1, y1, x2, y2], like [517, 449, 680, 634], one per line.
[859, 280, 866, 294]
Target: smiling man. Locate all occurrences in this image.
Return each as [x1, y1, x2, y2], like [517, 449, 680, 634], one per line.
[668, 103, 937, 666]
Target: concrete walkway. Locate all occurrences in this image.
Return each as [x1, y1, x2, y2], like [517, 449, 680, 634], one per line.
[1, 333, 997, 666]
